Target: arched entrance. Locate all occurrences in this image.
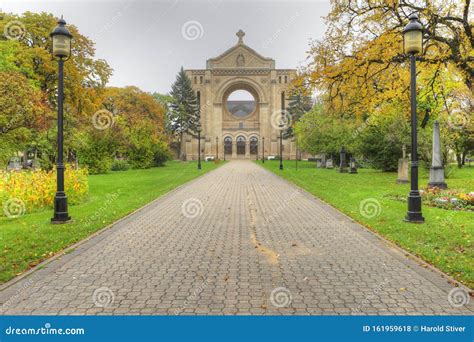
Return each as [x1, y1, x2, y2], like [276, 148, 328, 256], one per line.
[224, 136, 232, 156]
[236, 136, 246, 156]
[250, 136, 258, 155]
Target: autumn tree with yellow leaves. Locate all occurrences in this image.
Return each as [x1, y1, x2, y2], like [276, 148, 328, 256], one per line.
[296, 0, 473, 168]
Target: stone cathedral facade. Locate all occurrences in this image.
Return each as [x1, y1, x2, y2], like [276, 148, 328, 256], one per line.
[184, 30, 298, 160]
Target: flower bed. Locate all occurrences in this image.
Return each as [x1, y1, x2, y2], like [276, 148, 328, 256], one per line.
[384, 188, 474, 211]
[0, 168, 89, 217]
[421, 188, 474, 211]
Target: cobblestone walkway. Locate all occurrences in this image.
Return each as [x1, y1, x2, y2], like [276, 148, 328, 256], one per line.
[0, 161, 472, 315]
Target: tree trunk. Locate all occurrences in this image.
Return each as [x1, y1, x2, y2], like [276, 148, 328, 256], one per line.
[456, 153, 463, 168]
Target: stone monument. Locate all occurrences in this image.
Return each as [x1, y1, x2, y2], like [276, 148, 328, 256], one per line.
[339, 146, 348, 173]
[396, 145, 409, 184]
[326, 158, 334, 169]
[428, 121, 447, 189]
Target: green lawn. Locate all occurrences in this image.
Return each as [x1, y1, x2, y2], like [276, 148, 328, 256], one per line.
[0, 161, 221, 284]
[259, 160, 474, 288]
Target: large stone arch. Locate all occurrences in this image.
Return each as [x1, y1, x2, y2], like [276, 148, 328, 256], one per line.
[215, 77, 267, 105]
[185, 30, 297, 160]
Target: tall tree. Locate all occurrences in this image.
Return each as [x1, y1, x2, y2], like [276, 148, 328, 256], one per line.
[168, 67, 200, 160]
[284, 87, 313, 139]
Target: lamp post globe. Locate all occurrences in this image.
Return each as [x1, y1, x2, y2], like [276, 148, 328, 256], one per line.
[403, 13, 425, 223]
[403, 13, 423, 55]
[50, 17, 72, 224]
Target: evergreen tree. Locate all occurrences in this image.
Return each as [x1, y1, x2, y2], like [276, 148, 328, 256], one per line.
[284, 90, 313, 139]
[167, 67, 200, 160]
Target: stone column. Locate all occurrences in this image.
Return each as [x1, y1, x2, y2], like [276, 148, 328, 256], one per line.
[428, 121, 447, 189]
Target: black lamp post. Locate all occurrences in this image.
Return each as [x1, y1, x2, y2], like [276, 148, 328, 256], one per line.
[403, 13, 425, 223]
[197, 126, 202, 170]
[50, 17, 72, 224]
[215, 137, 219, 160]
[223, 138, 226, 161]
[262, 137, 265, 163]
[279, 124, 284, 170]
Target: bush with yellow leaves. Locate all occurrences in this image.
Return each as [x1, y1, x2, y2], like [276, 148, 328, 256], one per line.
[0, 168, 89, 217]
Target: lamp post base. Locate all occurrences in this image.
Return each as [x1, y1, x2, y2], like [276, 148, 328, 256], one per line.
[404, 193, 424, 223]
[51, 192, 71, 224]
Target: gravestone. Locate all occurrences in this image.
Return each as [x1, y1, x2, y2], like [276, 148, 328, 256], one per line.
[7, 158, 21, 171]
[316, 159, 322, 168]
[349, 157, 358, 174]
[428, 121, 447, 189]
[339, 146, 348, 173]
[326, 159, 334, 169]
[396, 145, 409, 184]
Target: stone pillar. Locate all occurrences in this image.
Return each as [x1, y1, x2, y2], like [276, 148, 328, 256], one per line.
[245, 141, 250, 158]
[231, 142, 236, 159]
[428, 121, 447, 189]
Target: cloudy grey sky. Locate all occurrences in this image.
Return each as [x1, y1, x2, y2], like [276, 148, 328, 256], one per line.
[2, 0, 330, 94]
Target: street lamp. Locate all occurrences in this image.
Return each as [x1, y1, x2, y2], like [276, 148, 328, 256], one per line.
[223, 138, 226, 161]
[197, 126, 202, 170]
[262, 137, 265, 163]
[50, 16, 72, 224]
[279, 124, 284, 170]
[403, 13, 425, 223]
[215, 137, 219, 160]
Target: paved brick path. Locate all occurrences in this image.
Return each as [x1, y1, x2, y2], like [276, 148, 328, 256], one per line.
[0, 161, 472, 315]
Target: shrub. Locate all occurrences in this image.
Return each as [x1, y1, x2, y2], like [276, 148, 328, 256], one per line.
[153, 141, 172, 167]
[0, 167, 89, 217]
[111, 159, 130, 171]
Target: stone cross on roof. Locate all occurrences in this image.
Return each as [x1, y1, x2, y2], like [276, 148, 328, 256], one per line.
[236, 29, 245, 44]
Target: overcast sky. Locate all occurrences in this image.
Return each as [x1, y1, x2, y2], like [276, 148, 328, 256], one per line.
[2, 0, 330, 94]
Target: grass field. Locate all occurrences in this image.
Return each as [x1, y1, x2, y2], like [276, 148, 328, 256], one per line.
[0, 161, 221, 284]
[259, 160, 474, 288]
